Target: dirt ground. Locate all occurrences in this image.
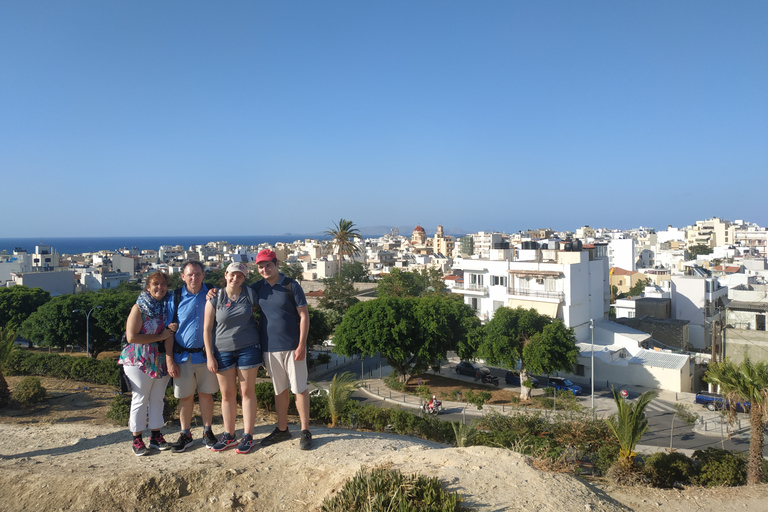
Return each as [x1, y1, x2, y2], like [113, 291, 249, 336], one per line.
[2, 375, 768, 512]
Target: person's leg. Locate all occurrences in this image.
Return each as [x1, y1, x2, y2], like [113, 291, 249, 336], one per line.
[198, 392, 214, 427]
[295, 389, 310, 431]
[178, 395, 195, 430]
[147, 375, 170, 431]
[123, 365, 152, 436]
[274, 388, 290, 431]
[217, 367, 238, 436]
[238, 367, 259, 435]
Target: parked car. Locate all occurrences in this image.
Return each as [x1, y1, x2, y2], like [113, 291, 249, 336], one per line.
[455, 361, 481, 377]
[543, 376, 582, 396]
[694, 391, 750, 413]
[504, 371, 539, 387]
[322, 339, 335, 347]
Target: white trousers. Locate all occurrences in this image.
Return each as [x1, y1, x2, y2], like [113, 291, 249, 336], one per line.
[123, 365, 170, 433]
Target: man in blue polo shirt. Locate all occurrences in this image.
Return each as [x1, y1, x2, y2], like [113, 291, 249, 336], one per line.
[253, 249, 312, 450]
[165, 260, 219, 452]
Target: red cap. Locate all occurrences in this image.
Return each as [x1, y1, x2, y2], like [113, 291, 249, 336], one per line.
[256, 249, 277, 264]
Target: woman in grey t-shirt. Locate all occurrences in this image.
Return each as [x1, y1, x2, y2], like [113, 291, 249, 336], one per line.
[203, 262, 262, 454]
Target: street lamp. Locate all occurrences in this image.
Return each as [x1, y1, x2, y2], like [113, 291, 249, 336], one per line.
[73, 306, 102, 357]
[590, 318, 595, 411]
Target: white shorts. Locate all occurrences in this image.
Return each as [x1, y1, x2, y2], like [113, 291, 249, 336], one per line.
[263, 351, 308, 395]
[172, 361, 219, 399]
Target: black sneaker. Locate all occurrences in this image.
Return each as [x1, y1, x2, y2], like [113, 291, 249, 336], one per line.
[203, 429, 217, 449]
[260, 427, 292, 447]
[149, 432, 170, 451]
[299, 429, 313, 451]
[132, 437, 149, 456]
[236, 433, 256, 454]
[172, 432, 194, 453]
[211, 433, 237, 452]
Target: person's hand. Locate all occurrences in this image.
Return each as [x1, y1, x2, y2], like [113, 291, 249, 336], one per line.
[206, 288, 217, 301]
[294, 343, 307, 362]
[207, 355, 218, 374]
[167, 359, 179, 378]
[167, 322, 179, 333]
[162, 327, 175, 341]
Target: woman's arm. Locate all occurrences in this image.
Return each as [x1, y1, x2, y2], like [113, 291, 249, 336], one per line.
[125, 304, 174, 345]
[203, 301, 218, 373]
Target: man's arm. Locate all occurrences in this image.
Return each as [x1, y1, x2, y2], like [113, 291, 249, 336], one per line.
[294, 305, 309, 361]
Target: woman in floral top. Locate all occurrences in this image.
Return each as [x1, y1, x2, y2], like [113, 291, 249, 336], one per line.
[119, 271, 176, 456]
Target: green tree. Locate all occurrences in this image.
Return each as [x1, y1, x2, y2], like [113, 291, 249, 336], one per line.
[705, 357, 768, 485]
[0, 286, 51, 335]
[307, 306, 333, 346]
[318, 275, 360, 316]
[605, 386, 658, 482]
[478, 307, 577, 400]
[204, 268, 226, 289]
[324, 218, 363, 274]
[377, 268, 445, 298]
[689, 244, 713, 258]
[0, 327, 16, 407]
[627, 277, 651, 297]
[334, 295, 478, 383]
[338, 261, 370, 283]
[280, 261, 305, 282]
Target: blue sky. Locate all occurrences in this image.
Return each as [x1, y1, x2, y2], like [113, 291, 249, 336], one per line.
[1, 1, 766, 237]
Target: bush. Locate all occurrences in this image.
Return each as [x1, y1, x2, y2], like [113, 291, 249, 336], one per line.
[4, 351, 120, 386]
[320, 466, 467, 512]
[383, 372, 405, 392]
[643, 451, 695, 488]
[163, 385, 178, 420]
[316, 353, 332, 365]
[254, 381, 276, 411]
[107, 393, 131, 425]
[594, 443, 621, 476]
[692, 448, 747, 487]
[12, 376, 47, 406]
[309, 393, 331, 424]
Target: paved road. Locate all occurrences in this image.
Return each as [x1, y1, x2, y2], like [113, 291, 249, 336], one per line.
[307, 349, 765, 457]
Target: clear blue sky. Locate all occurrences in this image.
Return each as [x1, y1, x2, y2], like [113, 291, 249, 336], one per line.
[1, 1, 766, 237]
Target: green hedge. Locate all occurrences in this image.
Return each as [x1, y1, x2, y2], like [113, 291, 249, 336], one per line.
[5, 351, 120, 387]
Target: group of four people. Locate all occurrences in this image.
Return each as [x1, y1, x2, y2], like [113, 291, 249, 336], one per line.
[118, 249, 312, 456]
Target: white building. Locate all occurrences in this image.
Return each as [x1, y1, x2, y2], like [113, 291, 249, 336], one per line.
[671, 272, 728, 351]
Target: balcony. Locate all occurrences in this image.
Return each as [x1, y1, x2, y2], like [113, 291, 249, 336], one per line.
[452, 283, 488, 295]
[507, 287, 564, 301]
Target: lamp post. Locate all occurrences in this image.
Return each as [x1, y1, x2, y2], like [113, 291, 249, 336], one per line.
[590, 318, 595, 411]
[73, 306, 102, 357]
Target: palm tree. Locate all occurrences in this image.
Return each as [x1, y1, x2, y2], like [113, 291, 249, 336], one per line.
[0, 327, 17, 408]
[604, 386, 658, 481]
[324, 218, 362, 275]
[705, 356, 768, 485]
[327, 371, 361, 428]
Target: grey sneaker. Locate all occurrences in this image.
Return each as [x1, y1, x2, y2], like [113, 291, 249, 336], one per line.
[260, 427, 292, 447]
[171, 432, 194, 453]
[132, 437, 149, 456]
[149, 432, 170, 451]
[299, 429, 312, 451]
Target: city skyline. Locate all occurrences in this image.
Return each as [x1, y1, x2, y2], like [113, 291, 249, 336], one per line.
[1, 2, 766, 238]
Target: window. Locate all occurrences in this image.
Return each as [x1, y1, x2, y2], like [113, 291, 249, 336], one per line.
[471, 298, 479, 311]
[545, 278, 557, 292]
[492, 275, 507, 286]
[470, 274, 484, 286]
[574, 364, 585, 377]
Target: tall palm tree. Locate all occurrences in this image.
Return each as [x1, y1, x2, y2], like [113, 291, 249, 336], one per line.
[324, 218, 362, 275]
[605, 386, 658, 480]
[705, 356, 768, 485]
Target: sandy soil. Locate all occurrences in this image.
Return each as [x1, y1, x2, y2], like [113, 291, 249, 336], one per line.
[2, 376, 768, 512]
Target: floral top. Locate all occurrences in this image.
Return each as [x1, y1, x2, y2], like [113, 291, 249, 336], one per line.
[118, 311, 168, 379]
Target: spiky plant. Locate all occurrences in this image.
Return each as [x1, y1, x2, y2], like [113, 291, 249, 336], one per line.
[705, 356, 768, 485]
[327, 371, 361, 428]
[0, 327, 17, 408]
[604, 386, 658, 483]
[451, 418, 480, 448]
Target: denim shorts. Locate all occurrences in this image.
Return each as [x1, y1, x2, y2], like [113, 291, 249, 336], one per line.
[214, 345, 262, 372]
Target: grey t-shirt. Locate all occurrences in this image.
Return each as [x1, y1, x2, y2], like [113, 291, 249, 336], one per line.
[209, 288, 260, 353]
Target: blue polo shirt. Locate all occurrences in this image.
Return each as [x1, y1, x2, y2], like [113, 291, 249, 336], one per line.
[252, 274, 307, 352]
[166, 284, 210, 364]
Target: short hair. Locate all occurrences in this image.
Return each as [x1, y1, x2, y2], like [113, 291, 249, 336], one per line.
[145, 271, 170, 291]
[181, 260, 205, 275]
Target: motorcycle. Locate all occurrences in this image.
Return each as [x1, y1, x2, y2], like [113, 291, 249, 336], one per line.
[476, 372, 500, 386]
[420, 400, 443, 415]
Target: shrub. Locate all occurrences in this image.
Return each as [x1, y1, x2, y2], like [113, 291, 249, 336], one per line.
[320, 466, 467, 512]
[254, 381, 276, 411]
[309, 393, 330, 424]
[594, 443, 621, 476]
[383, 372, 405, 392]
[692, 448, 747, 487]
[452, 419, 480, 447]
[643, 451, 695, 488]
[107, 393, 131, 425]
[163, 385, 179, 420]
[415, 383, 431, 401]
[463, 389, 491, 410]
[445, 388, 463, 401]
[12, 376, 47, 406]
[316, 353, 332, 365]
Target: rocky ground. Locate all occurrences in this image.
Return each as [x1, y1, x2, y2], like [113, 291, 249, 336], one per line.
[1, 376, 767, 511]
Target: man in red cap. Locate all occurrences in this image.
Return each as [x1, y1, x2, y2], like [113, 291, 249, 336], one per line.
[252, 249, 312, 450]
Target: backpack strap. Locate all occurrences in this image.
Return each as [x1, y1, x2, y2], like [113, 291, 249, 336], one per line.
[173, 287, 183, 324]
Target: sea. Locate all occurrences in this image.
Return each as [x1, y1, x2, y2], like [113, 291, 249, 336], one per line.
[0, 235, 338, 256]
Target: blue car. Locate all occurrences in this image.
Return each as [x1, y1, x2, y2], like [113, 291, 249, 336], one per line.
[543, 377, 582, 396]
[504, 371, 539, 387]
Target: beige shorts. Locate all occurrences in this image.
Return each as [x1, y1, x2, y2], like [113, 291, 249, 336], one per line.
[263, 350, 308, 395]
[172, 361, 219, 399]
